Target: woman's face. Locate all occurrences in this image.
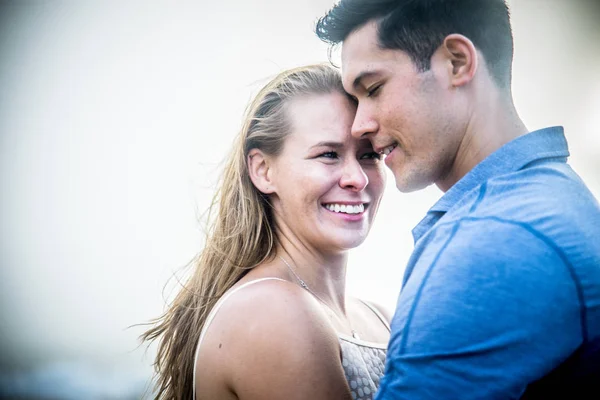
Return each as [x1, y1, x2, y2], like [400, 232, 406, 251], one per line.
[268, 91, 385, 253]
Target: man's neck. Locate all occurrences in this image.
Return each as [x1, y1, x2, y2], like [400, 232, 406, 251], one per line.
[437, 94, 528, 192]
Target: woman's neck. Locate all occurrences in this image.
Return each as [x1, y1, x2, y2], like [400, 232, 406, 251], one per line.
[275, 242, 349, 315]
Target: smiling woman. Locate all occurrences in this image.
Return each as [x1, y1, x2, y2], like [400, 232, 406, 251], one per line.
[141, 64, 391, 400]
[255, 91, 384, 251]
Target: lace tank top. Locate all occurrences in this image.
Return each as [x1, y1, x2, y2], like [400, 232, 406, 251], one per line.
[192, 278, 390, 400]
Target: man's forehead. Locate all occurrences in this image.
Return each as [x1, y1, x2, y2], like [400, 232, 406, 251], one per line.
[341, 21, 386, 88]
[341, 21, 379, 66]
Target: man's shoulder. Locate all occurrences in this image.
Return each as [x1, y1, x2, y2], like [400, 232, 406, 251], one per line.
[424, 161, 600, 282]
[449, 161, 599, 228]
[488, 161, 593, 201]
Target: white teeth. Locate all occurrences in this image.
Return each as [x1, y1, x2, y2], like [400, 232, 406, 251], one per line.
[325, 203, 365, 214]
[380, 144, 397, 156]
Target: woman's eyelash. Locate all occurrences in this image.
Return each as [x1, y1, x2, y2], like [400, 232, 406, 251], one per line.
[319, 151, 380, 160]
[320, 151, 339, 159]
[361, 151, 382, 160]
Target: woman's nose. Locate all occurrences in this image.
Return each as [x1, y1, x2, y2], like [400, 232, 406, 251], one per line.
[339, 159, 368, 192]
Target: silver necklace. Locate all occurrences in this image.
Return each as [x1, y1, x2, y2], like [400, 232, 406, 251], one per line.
[279, 255, 360, 339]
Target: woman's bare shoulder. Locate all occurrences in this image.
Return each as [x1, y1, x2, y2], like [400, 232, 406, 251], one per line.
[212, 278, 337, 344]
[198, 278, 351, 399]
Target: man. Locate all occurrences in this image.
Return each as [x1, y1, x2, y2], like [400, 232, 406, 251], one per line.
[316, 0, 600, 398]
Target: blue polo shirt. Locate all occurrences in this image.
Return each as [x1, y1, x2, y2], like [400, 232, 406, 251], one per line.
[375, 127, 600, 399]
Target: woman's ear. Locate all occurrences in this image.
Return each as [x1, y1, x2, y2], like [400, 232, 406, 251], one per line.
[248, 149, 276, 194]
[441, 33, 478, 88]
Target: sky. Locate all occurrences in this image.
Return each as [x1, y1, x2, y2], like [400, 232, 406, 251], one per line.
[0, 0, 599, 398]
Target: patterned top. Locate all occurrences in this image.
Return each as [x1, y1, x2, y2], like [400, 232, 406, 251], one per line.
[193, 278, 389, 399]
[339, 334, 388, 400]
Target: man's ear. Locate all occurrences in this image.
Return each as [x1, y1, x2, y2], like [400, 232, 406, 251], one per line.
[441, 33, 478, 87]
[248, 149, 275, 194]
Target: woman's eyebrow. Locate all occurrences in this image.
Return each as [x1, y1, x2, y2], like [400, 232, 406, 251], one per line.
[310, 141, 344, 149]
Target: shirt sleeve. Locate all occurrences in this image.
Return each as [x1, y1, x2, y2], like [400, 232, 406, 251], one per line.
[375, 217, 583, 399]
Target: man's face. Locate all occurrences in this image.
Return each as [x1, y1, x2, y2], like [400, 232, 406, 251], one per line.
[341, 21, 467, 193]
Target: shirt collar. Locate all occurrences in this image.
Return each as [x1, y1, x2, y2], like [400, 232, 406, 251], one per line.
[412, 126, 569, 241]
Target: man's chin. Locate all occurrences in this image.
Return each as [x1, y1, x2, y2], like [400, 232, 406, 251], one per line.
[393, 174, 433, 193]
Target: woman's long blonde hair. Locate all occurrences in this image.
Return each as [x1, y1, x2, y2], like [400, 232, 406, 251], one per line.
[141, 64, 345, 399]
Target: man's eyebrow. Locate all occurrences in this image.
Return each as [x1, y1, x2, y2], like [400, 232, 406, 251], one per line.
[352, 71, 380, 91]
[310, 141, 344, 149]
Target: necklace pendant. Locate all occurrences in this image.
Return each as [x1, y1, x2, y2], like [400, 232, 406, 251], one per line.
[351, 330, 360, 340]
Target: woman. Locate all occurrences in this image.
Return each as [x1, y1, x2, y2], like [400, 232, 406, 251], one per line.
[142, 64, 390, 400]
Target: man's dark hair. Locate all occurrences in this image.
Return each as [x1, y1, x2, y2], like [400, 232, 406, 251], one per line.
[316, 0, 514, 89]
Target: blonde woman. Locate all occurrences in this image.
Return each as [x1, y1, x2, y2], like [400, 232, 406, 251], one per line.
[142, 64, 390, 400]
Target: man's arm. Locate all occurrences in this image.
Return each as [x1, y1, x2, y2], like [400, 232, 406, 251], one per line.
[376, 218, 583, 399]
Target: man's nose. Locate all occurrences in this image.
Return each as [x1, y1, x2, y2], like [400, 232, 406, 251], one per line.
[351, 104, 378, 139]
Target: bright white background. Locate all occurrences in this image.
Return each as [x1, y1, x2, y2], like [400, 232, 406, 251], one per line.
[1, 1, 598, 398]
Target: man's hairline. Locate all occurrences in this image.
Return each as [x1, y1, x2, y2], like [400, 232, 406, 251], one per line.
[340, 17, 431, 94]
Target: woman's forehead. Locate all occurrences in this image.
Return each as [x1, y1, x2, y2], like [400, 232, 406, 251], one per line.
[285, 93, 355, 142]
